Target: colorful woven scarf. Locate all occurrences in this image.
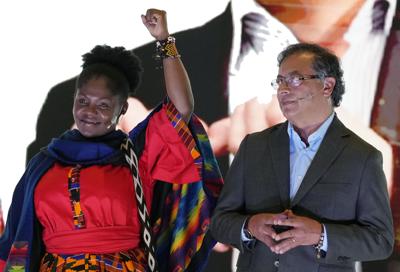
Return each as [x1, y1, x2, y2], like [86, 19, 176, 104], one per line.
[150, 102, 223, 272]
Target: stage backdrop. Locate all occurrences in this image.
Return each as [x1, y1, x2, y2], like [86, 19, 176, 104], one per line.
[1, 0, 399, 271]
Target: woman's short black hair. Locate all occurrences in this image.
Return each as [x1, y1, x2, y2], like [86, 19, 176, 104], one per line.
[277, 43, 345, 107]
[76, 45, 143, 101]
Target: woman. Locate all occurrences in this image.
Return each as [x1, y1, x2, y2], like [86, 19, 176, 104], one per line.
[0, 9, 222, 272]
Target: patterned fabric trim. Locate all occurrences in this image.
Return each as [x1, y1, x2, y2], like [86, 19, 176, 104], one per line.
[67, 165, 86, 229]
[164, 101, 202, 181]
[39, 248, 147, 272]
[120, 138, 158, 272]
[4, 241, 29, 272]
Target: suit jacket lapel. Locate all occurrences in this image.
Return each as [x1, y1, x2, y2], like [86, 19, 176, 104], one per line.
[291, 116, 350, 207]
[269, 122, 291, 209]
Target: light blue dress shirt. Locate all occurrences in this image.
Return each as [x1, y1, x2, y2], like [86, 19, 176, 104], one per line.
[288, 113, 334, 200]
[242, 113, 335, 253]
[287, 112, 335, 251]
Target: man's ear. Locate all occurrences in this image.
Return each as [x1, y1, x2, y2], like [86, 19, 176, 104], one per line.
[323, 77, 336, 97]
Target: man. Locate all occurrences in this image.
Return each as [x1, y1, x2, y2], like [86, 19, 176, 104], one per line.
[210, 43, 394, 271]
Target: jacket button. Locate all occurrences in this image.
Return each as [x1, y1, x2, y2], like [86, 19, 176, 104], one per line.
[274, 260, 280, 267]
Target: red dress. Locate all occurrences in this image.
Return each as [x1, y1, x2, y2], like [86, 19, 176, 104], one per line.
[34, 107, 200, 270]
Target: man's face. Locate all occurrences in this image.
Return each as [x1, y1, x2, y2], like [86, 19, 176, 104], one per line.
[276, 52, 328, 125]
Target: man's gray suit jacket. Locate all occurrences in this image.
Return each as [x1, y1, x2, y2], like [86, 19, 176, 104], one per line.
[210, 116, 394, 272]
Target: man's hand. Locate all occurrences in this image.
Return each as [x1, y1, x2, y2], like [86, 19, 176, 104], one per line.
[208, 96, 285, 156]
[271, 210, 322, 254]
[247, 212, 289, 248]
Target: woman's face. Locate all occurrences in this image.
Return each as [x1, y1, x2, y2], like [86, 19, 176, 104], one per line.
[73, 76, 126, 138]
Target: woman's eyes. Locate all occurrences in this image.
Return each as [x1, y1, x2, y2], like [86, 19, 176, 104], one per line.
[98, 103, 111, 110]
[78, 98, 88, 105]
[77, 98, 110, 110]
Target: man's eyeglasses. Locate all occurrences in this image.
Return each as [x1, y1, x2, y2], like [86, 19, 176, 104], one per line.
[271, 74, 321, 90]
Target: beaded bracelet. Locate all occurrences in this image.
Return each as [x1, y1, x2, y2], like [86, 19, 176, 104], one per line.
[314, 224, 325, 259]
[155, 36, 180, 59]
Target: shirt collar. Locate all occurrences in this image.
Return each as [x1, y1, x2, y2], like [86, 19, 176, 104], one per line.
[288, 112, 335, 150]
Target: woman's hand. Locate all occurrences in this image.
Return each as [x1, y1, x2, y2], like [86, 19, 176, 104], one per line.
[141, 9, 169, 41]
[141, 8, 193, 122]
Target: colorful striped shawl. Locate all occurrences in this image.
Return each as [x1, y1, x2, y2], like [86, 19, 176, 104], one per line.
[133, 100, 223, 272]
